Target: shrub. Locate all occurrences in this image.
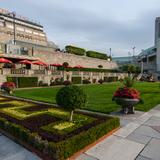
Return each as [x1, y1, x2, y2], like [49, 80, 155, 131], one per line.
[1, 82, 16, 94]
[98, 65, 103, 69]
[53, 78, 64, 85]
[62, 62, 69, 68]
[71, 77, 82, 84]
[65, 45, 85, 56]
[104, 77, 118, 82]
[58, 67, 119, 73]
[7, 77, 38, 88]
[38, 81, 48, 86]
[86, 51, 108, 60]
[83, 79, 91, 84]
[56, 85, 87, 121]
[63, 80, 72, 86]
[98, 79, 104, 84]
[0, 115, 119, 160]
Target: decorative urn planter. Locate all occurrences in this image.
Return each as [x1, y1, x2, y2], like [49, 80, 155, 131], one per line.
[114, 97, 139, 114]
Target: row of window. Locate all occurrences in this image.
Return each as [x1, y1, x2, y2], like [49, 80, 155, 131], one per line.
[0, 22, 46, 37]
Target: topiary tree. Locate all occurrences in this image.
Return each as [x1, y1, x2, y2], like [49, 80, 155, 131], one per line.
[56, 85, 87, 121]
[98, 65, 103, 69]
[62, 62, 69, 68]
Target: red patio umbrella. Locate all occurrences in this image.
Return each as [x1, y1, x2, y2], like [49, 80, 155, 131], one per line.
[32, 61, 48, 66]
[19, 60, 32, 65]
[0, 58, 12, 64]
[74, 65, 83, 69]
[50, 63, 62, 67]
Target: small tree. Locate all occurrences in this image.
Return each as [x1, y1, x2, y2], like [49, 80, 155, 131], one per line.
[56, 85, 87, 121]
[62, 62, 69, 68]
[98, 65, 103, 69]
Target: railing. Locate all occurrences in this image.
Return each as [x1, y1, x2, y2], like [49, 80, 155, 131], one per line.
[34, 69, 45, 75]
[51, 70, 61, 75]
[83, 72, 90, 76]
[72, 71, 81, 76]
[92, 72, 100, 76]
[11, 69, 27, 75]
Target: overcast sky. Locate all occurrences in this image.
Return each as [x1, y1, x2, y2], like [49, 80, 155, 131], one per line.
[1, 0, 160, 56]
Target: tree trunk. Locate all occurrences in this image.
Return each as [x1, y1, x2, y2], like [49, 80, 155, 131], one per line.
[69, 110, 74, 122]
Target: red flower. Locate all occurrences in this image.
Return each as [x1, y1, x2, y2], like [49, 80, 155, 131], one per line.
[113, 87, 140, 99]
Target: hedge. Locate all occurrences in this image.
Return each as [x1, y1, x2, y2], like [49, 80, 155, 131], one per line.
[104, 77, 118, 82]
[0, 115, 119, 160]
[7, 77, 38, 88]
[58, 66, 119, 73]
[65, 45, 85, 56]
[86, 51, 108, 60]
[71, 77, 82, 84]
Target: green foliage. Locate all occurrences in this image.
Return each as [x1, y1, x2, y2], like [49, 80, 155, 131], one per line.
[83, 79, 91, 84]
[98, 65, 103, 68]
[65, 45, 85, 56]
[120, 64, 140, 74]
[56, 85, 87, 111]
[71, 77, 82, 84]
[123, 76, 135, 87]
[104, 77, 118, 82]
[62, 62, 69, 68]
[7, 77, 38, 88]
[86, 51, 108, 60]
[0, 115, 119, 160]
[58, 66, 119, 73]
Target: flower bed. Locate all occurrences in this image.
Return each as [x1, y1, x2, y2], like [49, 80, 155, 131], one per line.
[0, 96, 119, 160]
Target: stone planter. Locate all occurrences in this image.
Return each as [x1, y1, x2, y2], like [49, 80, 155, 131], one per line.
[114, 98, 139, 114]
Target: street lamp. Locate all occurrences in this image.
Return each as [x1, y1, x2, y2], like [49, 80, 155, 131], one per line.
[7, 12, 16, 45]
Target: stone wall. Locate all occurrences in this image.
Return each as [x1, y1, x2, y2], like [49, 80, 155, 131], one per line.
[34, 50, 118, 69]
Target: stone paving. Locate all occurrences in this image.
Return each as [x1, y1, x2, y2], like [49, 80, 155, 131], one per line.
[76, 105, 160, 160]
[1, 105, 160, 160]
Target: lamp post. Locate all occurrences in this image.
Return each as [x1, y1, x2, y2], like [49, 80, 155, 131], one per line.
[7, 12, 16, 45]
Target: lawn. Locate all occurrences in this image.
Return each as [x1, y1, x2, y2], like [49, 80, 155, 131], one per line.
[13, 82, 160, 113]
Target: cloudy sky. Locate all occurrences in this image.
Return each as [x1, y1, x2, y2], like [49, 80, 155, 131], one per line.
[1, 0, 160, 56]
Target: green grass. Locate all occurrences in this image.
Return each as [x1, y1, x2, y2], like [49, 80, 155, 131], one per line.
[13, 82, 160, 114]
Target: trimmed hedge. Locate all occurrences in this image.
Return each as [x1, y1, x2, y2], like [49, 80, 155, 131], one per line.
[7, 77, 38, 88]
[104, 77, 118, 82]
[71, 77, 82, 84]
[0, 115, 119, 160]
[58, 66, 119, 73]
[86, 51, 108, 60]
[65, 45, 85, 56]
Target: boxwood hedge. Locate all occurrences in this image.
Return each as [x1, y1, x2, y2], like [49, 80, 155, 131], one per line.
[86, 51, 108, 60]
[65, 45, 85, 56]
[0, 115, 119, 160]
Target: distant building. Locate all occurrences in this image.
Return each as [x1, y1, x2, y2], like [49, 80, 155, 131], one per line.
[137, 17, 160, 76]
[112, 56, 135, 65]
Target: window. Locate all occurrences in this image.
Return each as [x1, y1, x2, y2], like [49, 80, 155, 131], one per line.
[6, 24, 13, 29]
[16, 27, 24, 32]
[25, 29, 32, 34]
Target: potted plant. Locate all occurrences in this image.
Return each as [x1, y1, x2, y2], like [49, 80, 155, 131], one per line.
[1, 82, 16, 94]
[112, 76, 142, 114]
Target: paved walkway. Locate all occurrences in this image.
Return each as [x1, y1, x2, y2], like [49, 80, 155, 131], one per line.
[76, 105, 160, 160]
[1, 105, 160, 160]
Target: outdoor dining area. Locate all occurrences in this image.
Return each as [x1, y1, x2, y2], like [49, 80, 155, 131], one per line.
[0, 57, 85, 76]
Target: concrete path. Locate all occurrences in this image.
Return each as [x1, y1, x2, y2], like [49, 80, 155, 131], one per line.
[1, 106, 160, 160]
[0, 134, 41, 160]
[76, 105, 160, 160]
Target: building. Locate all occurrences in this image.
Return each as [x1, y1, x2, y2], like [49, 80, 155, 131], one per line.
[0, 8, 121, 85]
[137, 17, 160, 77]
[112, 56, 134, 65]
